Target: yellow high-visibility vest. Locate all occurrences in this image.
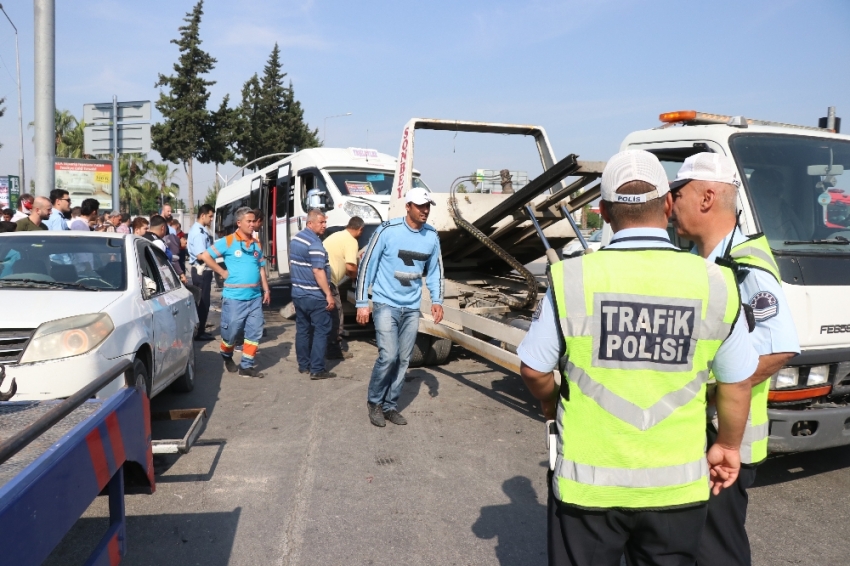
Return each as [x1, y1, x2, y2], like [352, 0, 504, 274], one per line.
[551, 248, 740, 509]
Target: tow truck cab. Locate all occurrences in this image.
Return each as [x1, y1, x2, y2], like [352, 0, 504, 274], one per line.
[618, 109, 850, 453]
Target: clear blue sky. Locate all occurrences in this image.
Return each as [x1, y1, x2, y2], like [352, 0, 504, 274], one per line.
[0, 0, 848, 204]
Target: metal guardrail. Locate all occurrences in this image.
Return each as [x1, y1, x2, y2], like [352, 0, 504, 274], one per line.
[0, 358, 133, 466]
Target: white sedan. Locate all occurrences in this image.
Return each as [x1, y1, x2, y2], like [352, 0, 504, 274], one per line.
[0, 231, 198, 400]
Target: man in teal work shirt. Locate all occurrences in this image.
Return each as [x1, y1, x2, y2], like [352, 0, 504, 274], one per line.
[198, 207, 271, 378]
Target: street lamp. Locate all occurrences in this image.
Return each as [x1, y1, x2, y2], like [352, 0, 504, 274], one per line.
[323, 112, 352, 145]
[0, 4, 25, 190]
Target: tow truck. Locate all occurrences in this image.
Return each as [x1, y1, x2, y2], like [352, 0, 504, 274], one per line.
[381, 108, 850, 454]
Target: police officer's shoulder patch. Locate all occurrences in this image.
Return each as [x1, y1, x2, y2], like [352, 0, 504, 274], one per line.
[749, 291, 778, 322]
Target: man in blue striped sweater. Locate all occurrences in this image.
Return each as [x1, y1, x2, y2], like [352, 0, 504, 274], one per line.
[356, 188, 445, 427]
[290, 208, 337, 380]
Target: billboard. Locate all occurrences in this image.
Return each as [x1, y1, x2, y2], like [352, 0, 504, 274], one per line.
[55, 158, 113, 210]
[0, 177, 8, 209]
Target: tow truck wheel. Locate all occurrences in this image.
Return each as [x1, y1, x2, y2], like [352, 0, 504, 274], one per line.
[409, 333, 431, 368]
[171, 346, 196, 393]
[425, 337, 452, 366]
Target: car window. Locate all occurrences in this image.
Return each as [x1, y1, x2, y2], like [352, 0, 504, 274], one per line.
[149, 246, 181, 292]
[136, 242, 165, 297]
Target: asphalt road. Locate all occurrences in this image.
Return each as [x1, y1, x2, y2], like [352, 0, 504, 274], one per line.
[45, 294, 850, 565]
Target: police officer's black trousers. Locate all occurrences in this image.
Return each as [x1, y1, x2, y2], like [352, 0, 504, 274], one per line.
[695, 463, 757, 566]
[191, 266, 213, 335]
[548, 478, 707, 566]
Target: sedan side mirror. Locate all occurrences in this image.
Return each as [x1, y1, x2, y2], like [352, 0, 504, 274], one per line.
[143, 276, 158, 298]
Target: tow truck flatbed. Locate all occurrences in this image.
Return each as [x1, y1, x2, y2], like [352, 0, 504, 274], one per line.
[0, 361, 155, 566]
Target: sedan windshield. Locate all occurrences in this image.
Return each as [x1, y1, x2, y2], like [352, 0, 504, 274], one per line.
[327, 170, 430, 196]
[0, 235, 126, 290]
[730, 133, 850, 254]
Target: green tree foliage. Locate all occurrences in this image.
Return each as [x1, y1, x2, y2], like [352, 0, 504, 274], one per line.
[233, 73, 263, 168]
[234, 43, 319, 169]
[585, 206, 602, 229]
[152, 0, 216, 213]
[204, 184, 219, 206]
[281, 78, 320, 152]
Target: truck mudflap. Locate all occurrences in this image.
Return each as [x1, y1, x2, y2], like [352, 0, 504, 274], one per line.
[768, 404, 850, 453]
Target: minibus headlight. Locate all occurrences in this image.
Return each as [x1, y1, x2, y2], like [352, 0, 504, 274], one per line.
[343, 200, 381, 221]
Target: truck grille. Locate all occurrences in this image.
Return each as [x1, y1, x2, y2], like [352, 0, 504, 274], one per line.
[0, 329, 35, 365]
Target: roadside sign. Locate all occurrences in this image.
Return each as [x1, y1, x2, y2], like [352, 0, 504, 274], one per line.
[83, 100, 151, 123]
[84, 123, 152, 155]
[7, 175, 20, 209]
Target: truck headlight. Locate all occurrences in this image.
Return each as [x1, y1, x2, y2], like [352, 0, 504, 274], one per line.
[807, 365, 830, 386]
[772, 367, 799, 389]
[20, 313, 114, 364]
[343, 200, 381, 222]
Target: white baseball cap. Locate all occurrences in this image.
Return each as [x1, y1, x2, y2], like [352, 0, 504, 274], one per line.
[600, 149, 670, 204]
[405, 187, 436, 206]
[670, 153, 741, 190]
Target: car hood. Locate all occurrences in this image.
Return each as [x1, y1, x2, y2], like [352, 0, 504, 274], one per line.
[0, 291, 123, 329]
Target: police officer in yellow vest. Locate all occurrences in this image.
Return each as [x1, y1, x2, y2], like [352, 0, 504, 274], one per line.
[669, 153, 800, 566]
[517, 150, 759, 566]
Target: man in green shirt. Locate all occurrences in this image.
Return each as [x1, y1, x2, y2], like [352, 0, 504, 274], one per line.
[15, 197, 51, 231]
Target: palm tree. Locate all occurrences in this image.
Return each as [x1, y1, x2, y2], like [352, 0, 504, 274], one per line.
[148, 163, 180, 208]
[59, 120, 88, 159]
[119, 154, 151, 214]
[54, 110, 79, 157]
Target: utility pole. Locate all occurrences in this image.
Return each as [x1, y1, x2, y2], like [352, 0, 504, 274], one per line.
[112, 96, 119, 209]
[0, 4, 24, 190]
[33, 0, 55, 197]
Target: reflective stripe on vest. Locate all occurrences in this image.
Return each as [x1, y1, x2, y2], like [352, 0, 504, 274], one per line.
[566, 361, 710, 431]
[555, 455, 708, 489]
[552, 249, 741, 509]
[729, 234, 777, 464]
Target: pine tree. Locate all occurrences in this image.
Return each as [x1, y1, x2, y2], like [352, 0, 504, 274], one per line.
[233, 44, 320, 168]
[233, 73, 263, 168]
[152, 0, 216, 213]
[200, 95, 236, 189]
[282, 80, 320, 151]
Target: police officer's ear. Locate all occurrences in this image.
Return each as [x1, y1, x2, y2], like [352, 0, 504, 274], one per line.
[663, 192, 674, 220]
[599, 200, 612, 225]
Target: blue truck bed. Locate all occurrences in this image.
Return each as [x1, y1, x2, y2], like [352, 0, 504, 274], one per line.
[0, 366, 154, 566]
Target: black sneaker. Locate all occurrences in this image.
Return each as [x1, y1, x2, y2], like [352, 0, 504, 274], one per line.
[368, 402, 386, 427]
[239, 367, 265, 379]
[310, 371, 337, 380]
[298, 368, 310, 374]
[326, 351, 354, 360]
[383, 409, 407, 426]
[223, 357, 238, 373]
[195, 332, 215, 341]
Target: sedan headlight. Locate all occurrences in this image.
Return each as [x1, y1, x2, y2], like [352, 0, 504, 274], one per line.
[807, 365, 830, 386]
[343, 200, 381, 222]
[20, 313, 114, 364]
[772, 367, 799, 389]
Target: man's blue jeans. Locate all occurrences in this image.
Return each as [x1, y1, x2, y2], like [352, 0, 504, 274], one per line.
[293, 295, 332, 373]
[367, 302, 420, 411]
[220, 296, 264, 369]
